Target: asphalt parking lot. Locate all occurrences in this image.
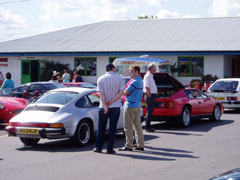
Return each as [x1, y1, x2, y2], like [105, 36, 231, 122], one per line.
[0, 109, 240, 180]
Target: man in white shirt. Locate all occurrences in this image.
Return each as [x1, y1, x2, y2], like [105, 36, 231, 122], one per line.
[94, 64, 125, 154]
[143, 63, 157, 132]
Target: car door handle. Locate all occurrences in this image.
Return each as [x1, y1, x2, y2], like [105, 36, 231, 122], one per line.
[199, 101, 202, 104]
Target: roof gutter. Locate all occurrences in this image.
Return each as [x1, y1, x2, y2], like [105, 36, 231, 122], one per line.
[1, 51, 240, 57]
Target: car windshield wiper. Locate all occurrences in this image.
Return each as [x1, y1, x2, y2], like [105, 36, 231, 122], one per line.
[211, 90, 224, 92]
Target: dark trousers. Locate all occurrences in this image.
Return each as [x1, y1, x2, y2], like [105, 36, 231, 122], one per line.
[96, 107, 120, 153]
[145, 94, 156, 129]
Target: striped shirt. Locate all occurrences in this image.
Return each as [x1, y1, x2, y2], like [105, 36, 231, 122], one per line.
[97, 71, 125, 108]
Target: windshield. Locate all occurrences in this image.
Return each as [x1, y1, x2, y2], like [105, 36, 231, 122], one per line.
[159, 64, 171, 73]
[209, 81, 239, 92]
[35, 92, 79, 105]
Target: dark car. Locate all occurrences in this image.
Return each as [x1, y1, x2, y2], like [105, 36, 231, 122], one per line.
[209, 168, 240, 180]
[62, 82, 96, 89]
[12, 82, 65, 100]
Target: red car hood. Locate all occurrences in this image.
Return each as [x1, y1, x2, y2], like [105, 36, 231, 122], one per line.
[153, 73, 185, 90]
[0, 97, 27, 109]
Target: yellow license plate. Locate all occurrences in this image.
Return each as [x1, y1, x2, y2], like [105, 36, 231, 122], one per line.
[18, 129, 39, 135]
[216, 97, 225, 101]
[141, 102, 146, 106]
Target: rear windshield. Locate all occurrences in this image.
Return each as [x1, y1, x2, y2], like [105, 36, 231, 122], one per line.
[46, 83, 65, 90]
[35, 92, 79, 105]
[209, 81, 239, 92]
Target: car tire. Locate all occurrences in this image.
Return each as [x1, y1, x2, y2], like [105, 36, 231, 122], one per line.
[178, 106, 191, 128]
[210, 105, 221, 122]
[20, 137, 40, 146]
[72, 119, 93, 146]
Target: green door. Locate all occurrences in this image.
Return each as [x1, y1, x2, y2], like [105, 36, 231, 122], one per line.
[21, 60, 31, 84]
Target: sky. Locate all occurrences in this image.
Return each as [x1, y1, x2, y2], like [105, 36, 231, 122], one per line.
[0, 0, 240, 42]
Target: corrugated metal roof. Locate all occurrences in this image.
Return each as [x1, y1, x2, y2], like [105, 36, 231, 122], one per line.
[0, 17, 240, 53]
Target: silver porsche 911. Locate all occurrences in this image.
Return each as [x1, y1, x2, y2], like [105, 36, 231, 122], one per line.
[6, 87, 124, 146]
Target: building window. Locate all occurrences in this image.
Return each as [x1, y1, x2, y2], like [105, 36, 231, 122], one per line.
[178, 57, 204, 77]
[75, 57, 97, 76]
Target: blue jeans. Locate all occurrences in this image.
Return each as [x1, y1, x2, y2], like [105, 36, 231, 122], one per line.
[95, 107, 120, 153]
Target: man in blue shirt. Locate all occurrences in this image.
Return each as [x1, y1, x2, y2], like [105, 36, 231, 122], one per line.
[119, 65, 144, 151]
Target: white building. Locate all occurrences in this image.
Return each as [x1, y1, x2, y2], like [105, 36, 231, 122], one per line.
[0, 17, 240, 86]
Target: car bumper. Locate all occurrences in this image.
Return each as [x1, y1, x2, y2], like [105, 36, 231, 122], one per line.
[5, 126, 65, 138]
[222, 101, 240, 109]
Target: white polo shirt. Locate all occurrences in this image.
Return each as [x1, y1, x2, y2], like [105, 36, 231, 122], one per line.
[143, 71, 157, 94]
[97, 71, 125, 108]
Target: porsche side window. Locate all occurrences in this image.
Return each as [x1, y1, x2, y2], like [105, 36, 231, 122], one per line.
[190, 90, 202, 99]
[87, 94, 100, 107]
[75, 96, 92, 108]
[184, 90, 194, 99]
[199, 91, 208, 99]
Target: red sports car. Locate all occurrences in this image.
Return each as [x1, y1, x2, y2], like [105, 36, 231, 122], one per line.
[62, 82, 96, 89]
[0, 97, 28, 125]
[142, 73, 224, 127]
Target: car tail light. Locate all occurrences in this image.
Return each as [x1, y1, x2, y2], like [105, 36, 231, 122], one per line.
[51, 123, 64, 128]
[157, 102, 174, 108]
[227, 97, 238, 101]
[9, 122, 64, 128]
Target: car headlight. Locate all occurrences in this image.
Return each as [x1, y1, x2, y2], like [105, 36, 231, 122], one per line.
[0, 102, 4, 109]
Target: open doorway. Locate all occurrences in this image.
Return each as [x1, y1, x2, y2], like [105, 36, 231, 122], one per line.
[232, 58, 240, 77]
[21, 60, 40, 84]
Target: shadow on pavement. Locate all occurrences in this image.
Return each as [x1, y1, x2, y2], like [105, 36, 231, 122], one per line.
[116, 153, 175, 161]
[151, 119, 234, 134]
[116, 145, 199, 161]
[224, 109, 240, 114]
[15, 134, 159, 153]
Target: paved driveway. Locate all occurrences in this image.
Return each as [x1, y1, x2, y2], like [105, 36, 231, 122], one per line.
[0, 110, 239, 180]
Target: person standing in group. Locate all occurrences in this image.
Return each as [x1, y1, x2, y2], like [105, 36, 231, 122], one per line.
[0, 72, 14, 95]
[73, 71, 83, 82]
[94, 64, 125, 154]
[143, 63, 157, 132]
[62, 69, 71, 83]
[119, 65, 144, 151]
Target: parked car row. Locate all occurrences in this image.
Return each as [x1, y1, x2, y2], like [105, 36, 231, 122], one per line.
[1, 81, 97, 125]
[4, 73, 226, 147]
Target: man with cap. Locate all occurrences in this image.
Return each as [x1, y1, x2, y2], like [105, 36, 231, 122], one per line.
[94, 63, 125, 154]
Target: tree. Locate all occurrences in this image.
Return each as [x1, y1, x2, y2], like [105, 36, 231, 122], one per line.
[137, 15, 158, 19]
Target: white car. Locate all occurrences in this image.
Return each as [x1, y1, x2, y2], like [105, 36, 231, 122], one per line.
[6, 87, 124, 146]
[207, 78, 240, 109]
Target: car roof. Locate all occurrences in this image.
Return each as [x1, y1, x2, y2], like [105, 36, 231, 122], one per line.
[113, 57, 169, 64]
[216, 78, 240, 81]
[24, 82, 60, 85]
[62, 82, 91, 84]
[49, 87, 96, 94]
